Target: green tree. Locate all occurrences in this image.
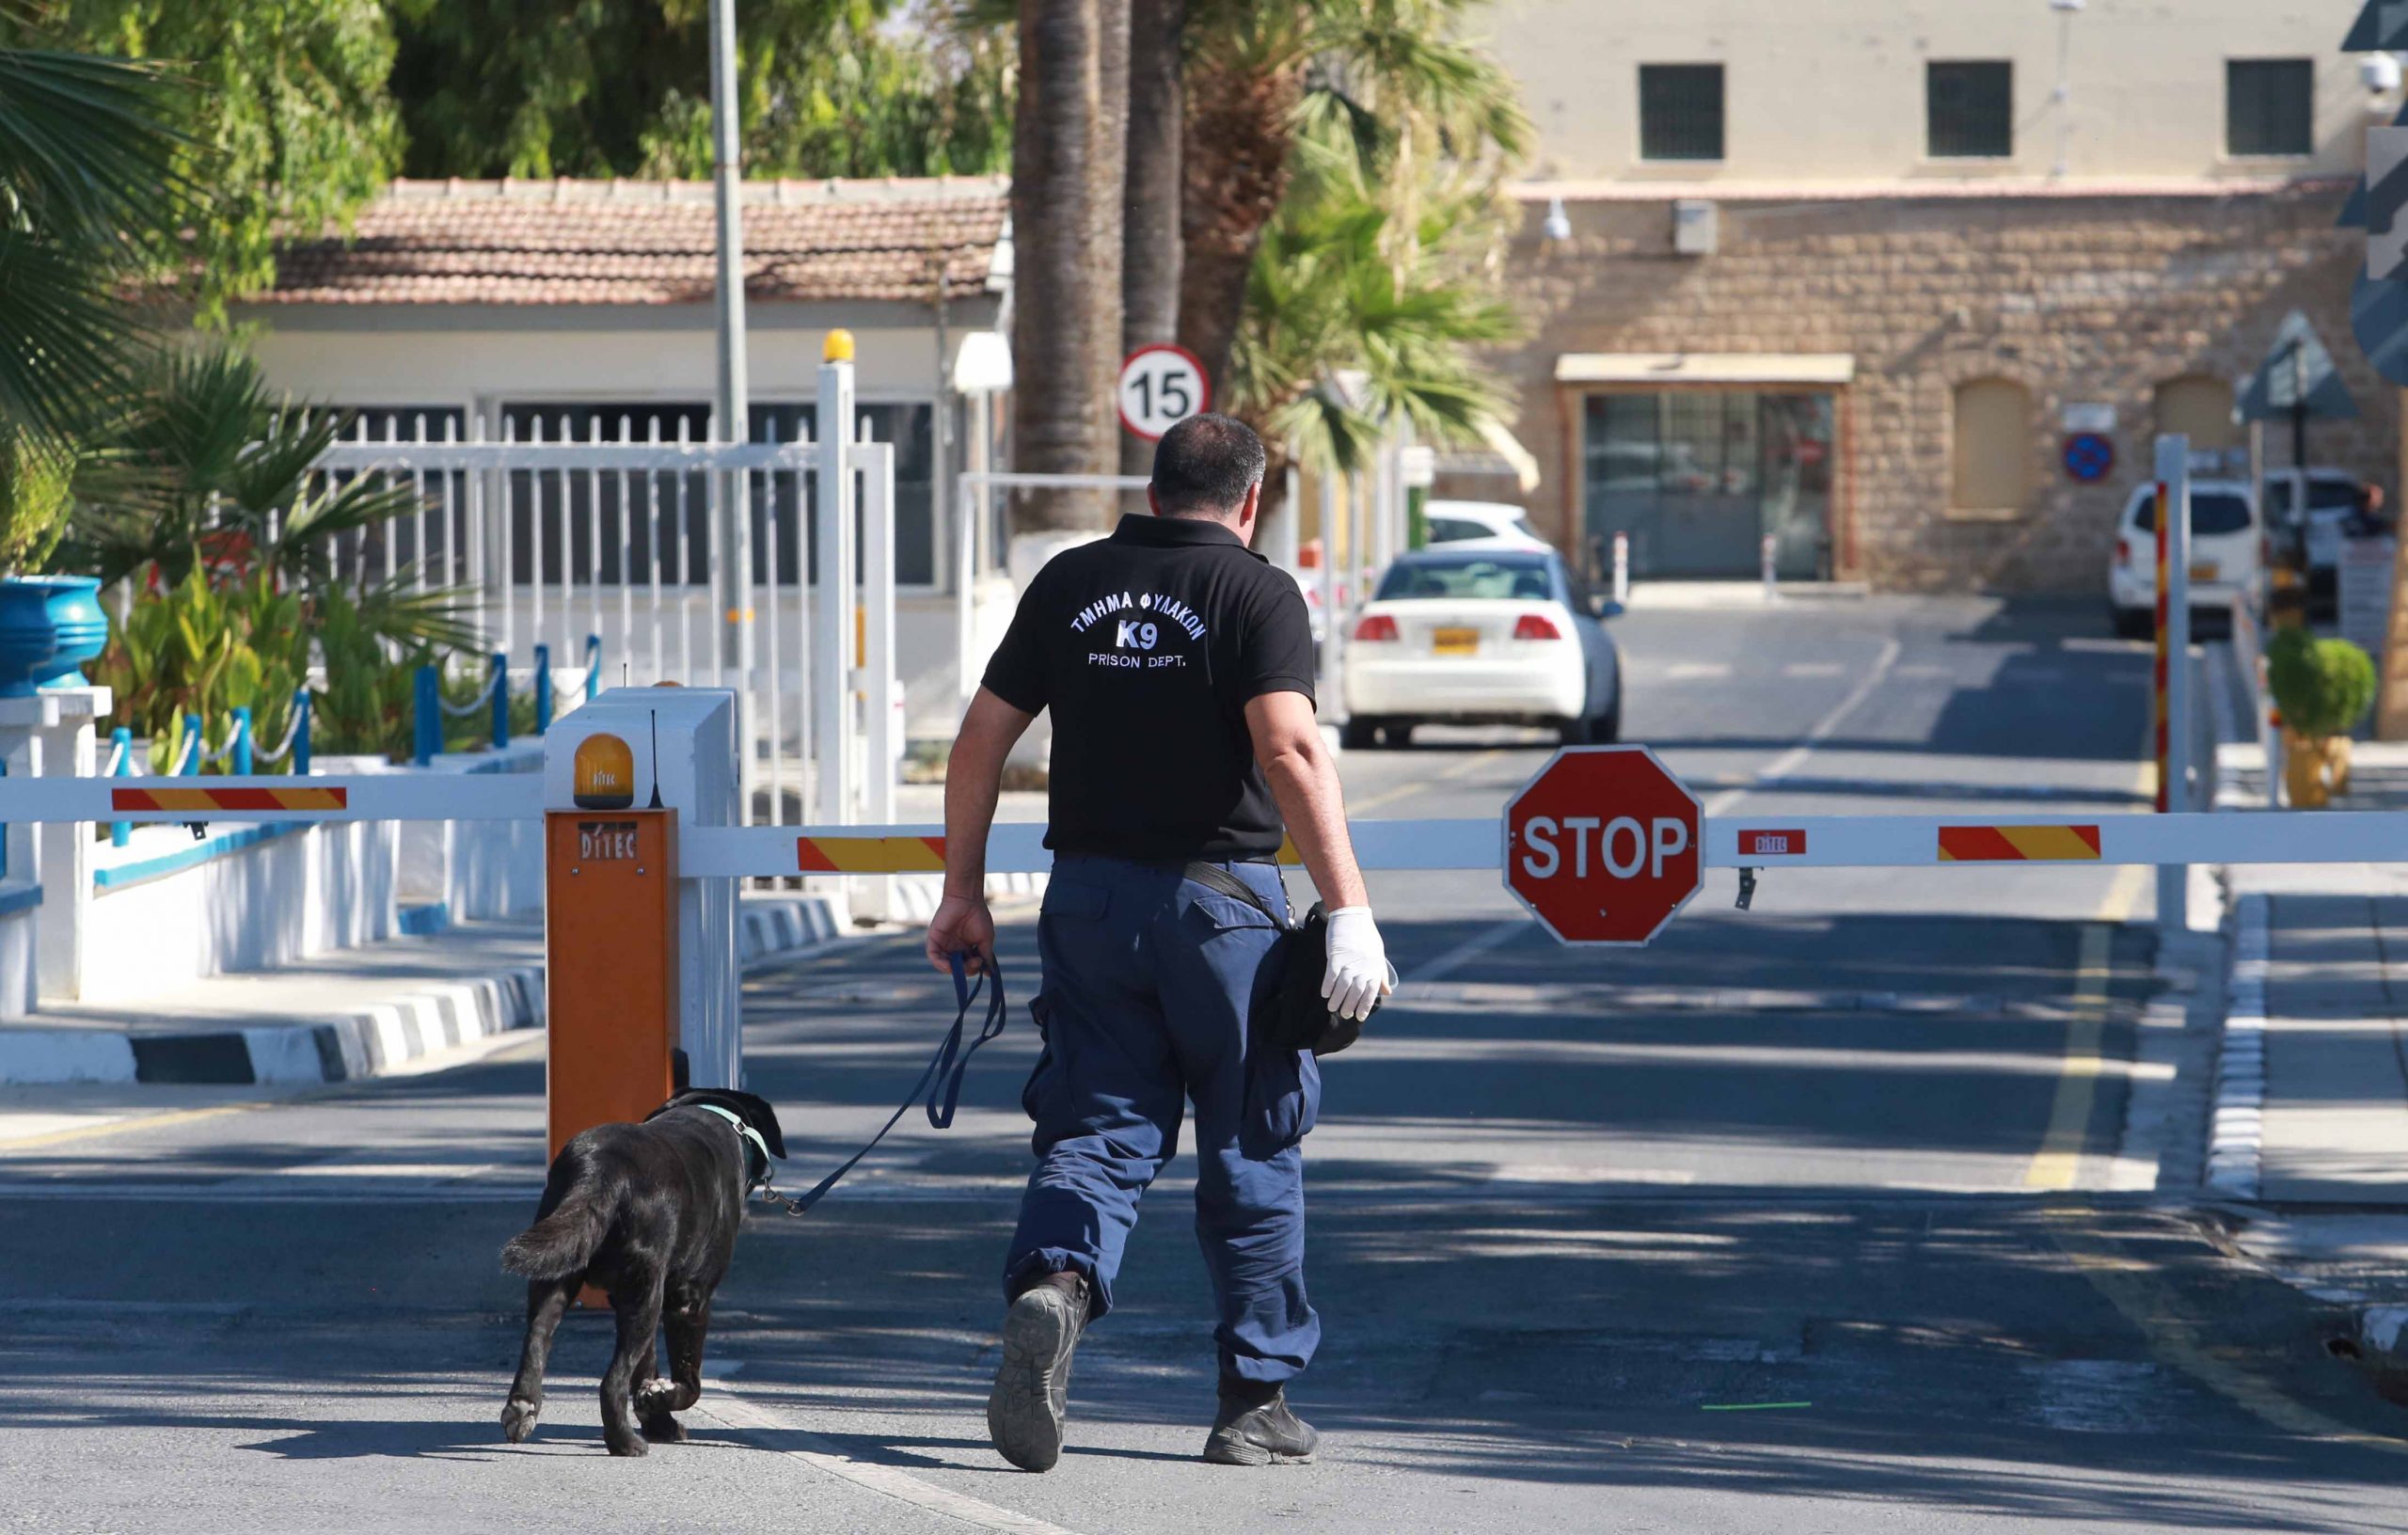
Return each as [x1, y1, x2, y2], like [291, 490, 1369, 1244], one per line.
[1227, 136, 1518, 520]
[1177, 0, 1527, 390]
[14, 0, 400, 321]
[389, 0, 1011, 181]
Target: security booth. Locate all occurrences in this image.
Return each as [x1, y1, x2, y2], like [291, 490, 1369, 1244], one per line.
[540, 687, 740, 1160]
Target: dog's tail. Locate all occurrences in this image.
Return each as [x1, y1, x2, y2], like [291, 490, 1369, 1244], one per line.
[500, 1183, 612, 1280]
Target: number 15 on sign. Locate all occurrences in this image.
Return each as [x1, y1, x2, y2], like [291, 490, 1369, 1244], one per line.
[1118, 343, 1212, 441]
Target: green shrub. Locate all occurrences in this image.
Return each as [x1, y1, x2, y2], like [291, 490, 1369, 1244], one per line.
[2267, 625, 2379, 740]
[0, 430, 74, 573]
[90, 567, 306, 770]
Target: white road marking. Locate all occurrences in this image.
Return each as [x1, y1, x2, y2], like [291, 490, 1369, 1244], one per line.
[1703, 635, 1904, 818]
[695, 1385, 1085, 1535]
[0, 1182, 544, 1202]
[1780, 662, 1846, 678]
[1489, 1163, 1696, 1185]
[1401, 918, 1529, 988]
[1664, 661, 1734, 680]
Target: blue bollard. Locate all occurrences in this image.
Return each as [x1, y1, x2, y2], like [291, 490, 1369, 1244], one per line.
[181, 713, 200, 775]
[489, 651, 508, 750]
[293, 688, 311, 776]
[534, 644, 552, 734]
[231, 706, 252, 776]
[109, 726, 132, 847]
[413, 664, 439, 767]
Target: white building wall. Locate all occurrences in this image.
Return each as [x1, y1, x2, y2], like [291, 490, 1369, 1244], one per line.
[238, 304, 984, 419]
[1499, 0, 2375, 184]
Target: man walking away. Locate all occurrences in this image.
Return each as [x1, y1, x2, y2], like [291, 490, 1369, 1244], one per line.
[927, 413, 1390, 1471]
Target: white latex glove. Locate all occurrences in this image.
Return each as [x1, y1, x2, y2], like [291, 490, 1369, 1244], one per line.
[1322, 907, 1394, 1023]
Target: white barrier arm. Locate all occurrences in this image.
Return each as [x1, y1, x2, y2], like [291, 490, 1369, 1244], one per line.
[680, 819, 1502, 878]
[1710, 811, 2408, 869]
[684, 810, 2408, 878]
[0, 774, 545, 824]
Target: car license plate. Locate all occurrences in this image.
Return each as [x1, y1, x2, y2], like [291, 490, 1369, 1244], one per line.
[1432, 626, 1479, 657]
[2189, 561, 2218, 583]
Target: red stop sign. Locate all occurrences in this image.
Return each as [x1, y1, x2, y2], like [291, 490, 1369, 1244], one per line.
[1502, 746, 1703, 945]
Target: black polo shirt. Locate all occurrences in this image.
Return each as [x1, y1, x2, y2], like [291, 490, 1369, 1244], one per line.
[981, 513, 1317, 862]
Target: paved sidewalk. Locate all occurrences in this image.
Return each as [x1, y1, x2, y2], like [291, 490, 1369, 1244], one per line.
[0, 894, 843, 1087]
[2210, 736, 2408, 1338]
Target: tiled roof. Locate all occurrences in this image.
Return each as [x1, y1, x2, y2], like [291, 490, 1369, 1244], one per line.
[265, 178, 1011, 306]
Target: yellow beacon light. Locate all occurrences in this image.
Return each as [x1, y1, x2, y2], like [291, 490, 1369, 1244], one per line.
[823, 328, 856, 363]
[573, 733, 636, 810]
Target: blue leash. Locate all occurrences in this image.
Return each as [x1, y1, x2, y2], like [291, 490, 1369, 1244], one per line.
[756, 952, 1008, 1215]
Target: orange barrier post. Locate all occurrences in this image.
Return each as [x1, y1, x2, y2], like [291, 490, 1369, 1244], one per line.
[544, 804, 680, 1163]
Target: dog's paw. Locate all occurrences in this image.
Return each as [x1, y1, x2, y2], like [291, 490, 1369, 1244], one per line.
[634, 1379, 680, 1415]
[640, 1415, 688, 1444]
[605, 1432, 650, 1458]
[500, 1398, 540, 1444]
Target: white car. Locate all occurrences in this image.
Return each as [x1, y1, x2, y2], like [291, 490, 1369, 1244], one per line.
[1341, 547, 1622, 748]
[2106, 478, 2260, 638]
[1422, 499, 1551, 551]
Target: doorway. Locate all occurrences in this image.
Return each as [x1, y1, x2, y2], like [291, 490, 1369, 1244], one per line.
[1581, 389, 1835, 579]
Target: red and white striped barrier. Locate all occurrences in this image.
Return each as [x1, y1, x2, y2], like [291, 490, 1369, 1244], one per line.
[2, 777, 2394, 876]
[0, 775, 542, 824]
[675, 810, 2408, 879]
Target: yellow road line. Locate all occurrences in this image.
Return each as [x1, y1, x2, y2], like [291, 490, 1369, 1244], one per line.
[0, 1100, 269, 1153]
[1348, 747, 1506, 815]
[2023, 862, 2147, 1191]
[2050, 1210, 2408, 1455]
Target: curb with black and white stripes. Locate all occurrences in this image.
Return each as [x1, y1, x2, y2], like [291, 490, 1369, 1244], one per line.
[2205, 891, 2267, 1200]
[0, 894, 848, 1087]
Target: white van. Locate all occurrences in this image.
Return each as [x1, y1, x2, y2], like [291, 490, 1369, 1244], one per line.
[2106, 479, 2259, 638]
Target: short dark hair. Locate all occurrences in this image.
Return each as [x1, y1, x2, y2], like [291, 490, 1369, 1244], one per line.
[1150, 413, 1266, 517]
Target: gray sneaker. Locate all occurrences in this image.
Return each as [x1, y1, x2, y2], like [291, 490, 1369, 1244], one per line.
[1203, 1387, 1319, 1465]
[987, 1273, 1088, 1471]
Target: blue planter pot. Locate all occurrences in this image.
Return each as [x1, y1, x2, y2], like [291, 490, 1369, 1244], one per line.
[0, 576, 108, 698]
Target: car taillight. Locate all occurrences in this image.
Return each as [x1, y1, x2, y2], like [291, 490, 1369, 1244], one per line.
[1513, 613, 1563, 641]
[1354, 613, 1399, 641]
[2116, 537, 2131, 567]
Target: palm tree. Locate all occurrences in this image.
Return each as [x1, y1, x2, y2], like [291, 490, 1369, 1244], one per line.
[1177, 0, 1527, 390]
[1008, 0, 1127, 532]
[1119, 0, 1183, 479]
[1227, 141, 1518, 526]
[65, 341, 477, 654]
[0, 40, 185, 449]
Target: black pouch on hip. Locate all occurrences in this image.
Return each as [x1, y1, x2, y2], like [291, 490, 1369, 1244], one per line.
[1183, 862, 1376, 1057]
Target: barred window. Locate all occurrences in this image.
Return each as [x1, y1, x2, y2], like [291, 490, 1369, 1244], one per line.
[1927, 62, 2012, 159]
[1640, 64, 1724, 162]
[2226, 58, 2313, 157]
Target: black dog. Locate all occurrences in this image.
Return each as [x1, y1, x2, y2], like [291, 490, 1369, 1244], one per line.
[498, 1088, 786, 1456]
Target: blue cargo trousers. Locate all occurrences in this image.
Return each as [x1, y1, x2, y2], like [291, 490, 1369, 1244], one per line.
[1004, 855, 1323, 1386]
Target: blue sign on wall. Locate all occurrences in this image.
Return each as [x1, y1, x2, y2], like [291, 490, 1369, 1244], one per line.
[2062, 432, 2115, 483]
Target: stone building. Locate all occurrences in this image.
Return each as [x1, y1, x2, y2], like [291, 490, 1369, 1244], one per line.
[1473, 0, 2396, 591]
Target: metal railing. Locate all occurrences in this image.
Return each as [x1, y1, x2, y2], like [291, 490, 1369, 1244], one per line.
[309, 421, 898, 834]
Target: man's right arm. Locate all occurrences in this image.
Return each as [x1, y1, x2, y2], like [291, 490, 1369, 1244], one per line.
[926, 688, 1035, 974]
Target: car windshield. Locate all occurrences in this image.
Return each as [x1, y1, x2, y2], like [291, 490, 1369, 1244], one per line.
[2131, 491, 2253, 536]
[2263, 479, 2359, 515]
[1377, 556, 1556, 601]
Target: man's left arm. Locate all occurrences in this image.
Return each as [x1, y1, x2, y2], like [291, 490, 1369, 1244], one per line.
[1236, 575, 1391, 1021]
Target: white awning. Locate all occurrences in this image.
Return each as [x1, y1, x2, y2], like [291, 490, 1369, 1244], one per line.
[1554, 353, 1857, 387]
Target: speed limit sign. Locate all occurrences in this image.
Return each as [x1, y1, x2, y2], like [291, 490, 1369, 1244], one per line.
[1117, 343, 1212, 441]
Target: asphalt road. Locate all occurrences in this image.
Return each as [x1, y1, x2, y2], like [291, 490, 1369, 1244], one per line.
[8, 596, 2408, 1534]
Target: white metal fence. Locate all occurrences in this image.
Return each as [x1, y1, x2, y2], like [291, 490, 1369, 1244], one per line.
[309, 410, 898, 833]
